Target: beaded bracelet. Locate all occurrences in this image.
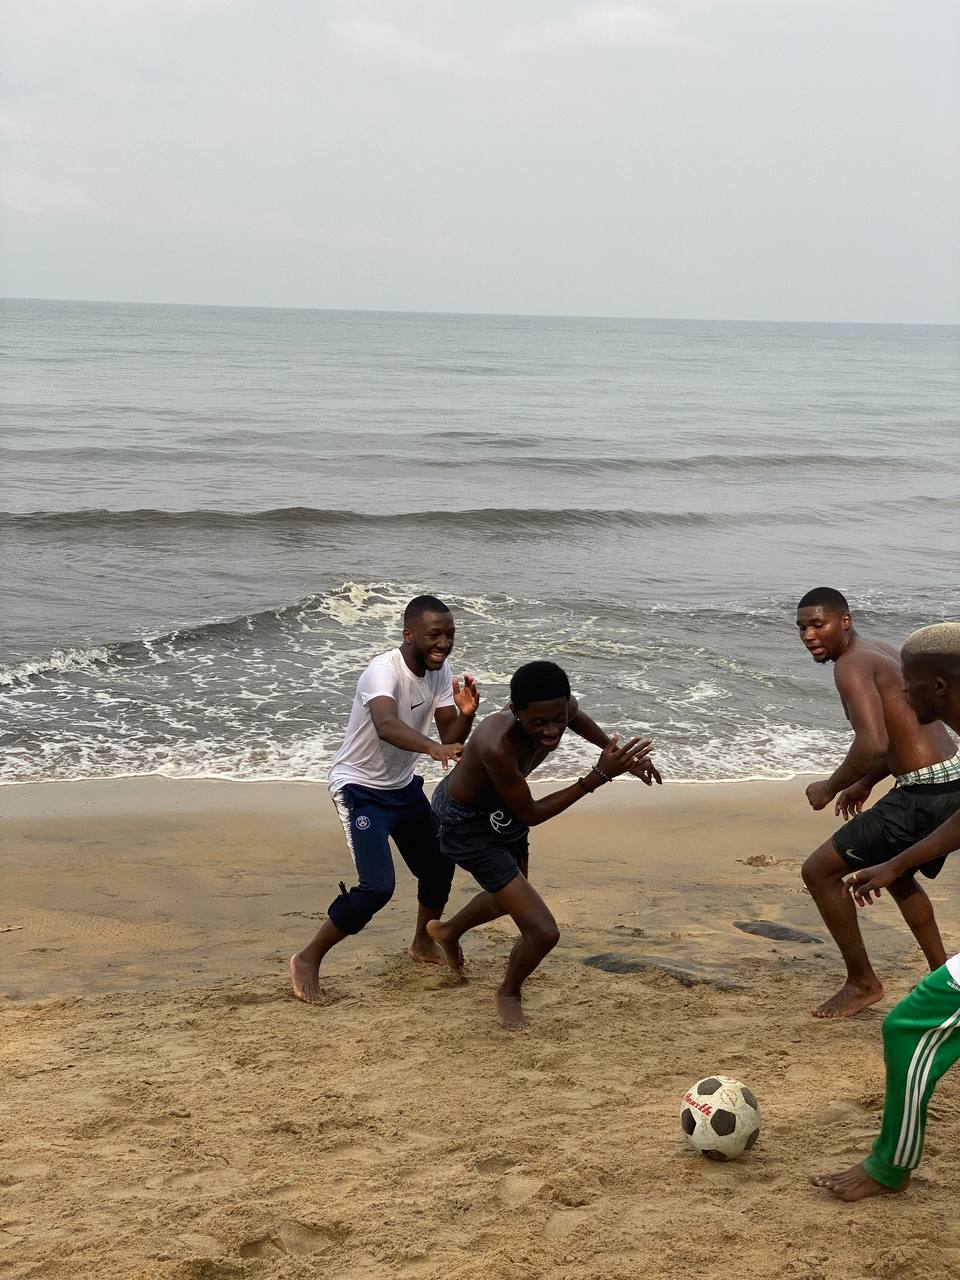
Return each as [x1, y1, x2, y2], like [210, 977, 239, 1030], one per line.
[591, 765, 612, 784]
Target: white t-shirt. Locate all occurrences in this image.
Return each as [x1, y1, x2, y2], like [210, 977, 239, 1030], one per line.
[328, 648, 456, 794]
[947, 953, 960, 985]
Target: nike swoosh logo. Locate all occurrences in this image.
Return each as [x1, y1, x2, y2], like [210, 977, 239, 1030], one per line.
[410, 701, 425, 709]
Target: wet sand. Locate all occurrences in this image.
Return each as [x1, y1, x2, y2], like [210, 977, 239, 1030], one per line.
[2, 775, 959, 1278]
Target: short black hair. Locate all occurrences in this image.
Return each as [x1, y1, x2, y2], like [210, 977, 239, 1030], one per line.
[797, 587, 850, 614]
[510, 661, 571, 710]
[404, 594, 451, 625]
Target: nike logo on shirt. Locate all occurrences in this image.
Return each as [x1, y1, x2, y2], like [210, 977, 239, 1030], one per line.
[410, 701, 425, 709]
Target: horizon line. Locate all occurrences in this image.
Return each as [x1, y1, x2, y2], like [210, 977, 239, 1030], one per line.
[2, 294, 958, 329]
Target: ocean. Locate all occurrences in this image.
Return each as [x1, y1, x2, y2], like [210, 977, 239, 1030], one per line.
[2, 297, 958, 786]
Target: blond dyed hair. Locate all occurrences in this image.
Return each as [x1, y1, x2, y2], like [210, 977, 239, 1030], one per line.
[902, 622, 960, 663]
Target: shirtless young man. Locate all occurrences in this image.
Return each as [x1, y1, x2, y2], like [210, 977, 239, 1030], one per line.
[289, 595, 479, 1004]
[426, 660, 658, 1029]
[812, 622, 960, 1200]
[796, 588, 960, 1018]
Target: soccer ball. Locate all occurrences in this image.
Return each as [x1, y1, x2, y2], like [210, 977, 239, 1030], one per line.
[680, 1075, 761, 1161]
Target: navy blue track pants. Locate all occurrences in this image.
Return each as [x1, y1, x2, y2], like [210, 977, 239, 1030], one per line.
[327, 776, 454, 935]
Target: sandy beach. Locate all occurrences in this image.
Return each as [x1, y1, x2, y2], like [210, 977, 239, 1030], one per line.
[2, 775, 959, 1279]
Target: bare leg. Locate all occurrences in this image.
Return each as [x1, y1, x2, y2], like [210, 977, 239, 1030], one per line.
[801, 841, 883, 1018]
[810, 1166, 909, 1201]
[290, 917, 346, 1004]
[489, 874, 559, 1029]
[887, 875, 947, 972]
[427, 889, 505, 973]
[408, 904, 448, 965]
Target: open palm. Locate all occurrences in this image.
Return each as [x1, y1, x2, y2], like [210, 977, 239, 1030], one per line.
[452, 674, 480, 717]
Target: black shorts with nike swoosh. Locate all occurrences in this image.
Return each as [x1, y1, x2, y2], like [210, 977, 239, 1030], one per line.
[832, 778, 960, 879]
[431, 775, 530, 894]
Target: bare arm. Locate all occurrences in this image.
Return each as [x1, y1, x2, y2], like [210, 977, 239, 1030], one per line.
[827, 662, 889, 793]
[568, 698, 662, 786]
[850, 811, 960, 904]
[857, 759, 892, 788]
[367, 697, 462, 768]
[567, 698, 609, 749]
[833, 757, 892, 819]
[888, 813, 960, 874]
[482, 733, 654, 827]
[434, 674, 480, 745]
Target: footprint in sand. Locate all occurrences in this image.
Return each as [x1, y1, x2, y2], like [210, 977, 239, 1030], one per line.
[475, 1155, 517, 1175]
[0, 1163, 49, 1183]
[177, 1232, 224, 1255]
[145, 1166, 243, 1194]
[239, 1220, 347, 1257]
[498, 1173, 545, 1205]
[239, 1235, 285, 1260]
[544, 1206, 592, 1241]
[815, 1100, 871, 1126]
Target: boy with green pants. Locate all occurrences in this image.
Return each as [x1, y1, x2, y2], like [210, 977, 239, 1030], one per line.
[813, 622, 960, 1200]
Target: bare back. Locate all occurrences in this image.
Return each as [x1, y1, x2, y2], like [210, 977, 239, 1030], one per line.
[835, 636, 957, 776]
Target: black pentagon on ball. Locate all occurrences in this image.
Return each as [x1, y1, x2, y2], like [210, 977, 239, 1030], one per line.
[741, 1087, 759, 1111]
[698, 1077, 722, 1095]
[701, 1149, 730, 1161]
[709, 1108, 737, 1136]
[744, 1127, 760, 1151]
[681, 1108, 697, 1136]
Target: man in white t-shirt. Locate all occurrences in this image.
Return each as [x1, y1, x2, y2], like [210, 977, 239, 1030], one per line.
[290, 594, 479, 1003]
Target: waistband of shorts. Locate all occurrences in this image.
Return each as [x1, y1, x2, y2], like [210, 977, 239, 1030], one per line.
[895, 753, 960, 789]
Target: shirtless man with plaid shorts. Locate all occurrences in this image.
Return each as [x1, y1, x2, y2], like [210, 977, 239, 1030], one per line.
[796, 588, 960, 1018]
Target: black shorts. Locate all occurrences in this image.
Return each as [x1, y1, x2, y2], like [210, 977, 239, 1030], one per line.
[431, 777, 530, 894]
[832, 779, 960, 879]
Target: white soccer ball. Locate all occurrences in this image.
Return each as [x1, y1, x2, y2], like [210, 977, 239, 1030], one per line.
[680, 1075, 761, 1161]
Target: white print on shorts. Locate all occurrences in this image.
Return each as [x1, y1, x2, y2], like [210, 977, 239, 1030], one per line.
[355, 815, 371, 830]
[489, 811, 511, 833]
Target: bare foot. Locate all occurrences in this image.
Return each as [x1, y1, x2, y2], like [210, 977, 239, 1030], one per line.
[425, 919, 465, 974]
[810, 1164, 909, 1201]
[289, 953, 321, 1004]
[495, 990, 527, 1030]
[408, 939, 445, 965]
[811, 981, 883, 1019]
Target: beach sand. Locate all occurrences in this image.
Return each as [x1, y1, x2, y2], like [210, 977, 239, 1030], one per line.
[2, 776, 959, 1279]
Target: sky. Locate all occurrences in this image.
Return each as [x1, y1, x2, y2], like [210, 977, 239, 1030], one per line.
[2, 0, 958, 322]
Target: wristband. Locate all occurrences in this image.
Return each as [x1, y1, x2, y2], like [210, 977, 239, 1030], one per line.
[576, 776, 592, 795]
[591, 765, 611, 784]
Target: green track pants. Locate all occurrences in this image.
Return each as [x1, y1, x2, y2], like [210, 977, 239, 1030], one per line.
[863, 960, 960, 1189]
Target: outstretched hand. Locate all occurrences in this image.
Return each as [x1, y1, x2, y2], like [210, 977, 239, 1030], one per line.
[452, 673, 480, 718]
[429, 742, 464, 771]
[597, 734, 654, 781]
[629, 756, 663, 786]
[848, 861, 898, 906]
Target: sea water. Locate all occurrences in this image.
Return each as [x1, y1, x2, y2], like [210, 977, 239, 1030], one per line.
[2, 298, 957, 784]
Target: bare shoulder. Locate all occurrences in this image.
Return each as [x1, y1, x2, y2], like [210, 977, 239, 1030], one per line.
[834, 645, 878, 690]
[857, 636, 902, 677]
[835, 637, 900, 693]
[472, 709, 516, 755]
[873, 638, 901, 662]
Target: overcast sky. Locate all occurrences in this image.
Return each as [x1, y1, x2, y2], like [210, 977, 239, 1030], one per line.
[2, 0, 958, 322]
